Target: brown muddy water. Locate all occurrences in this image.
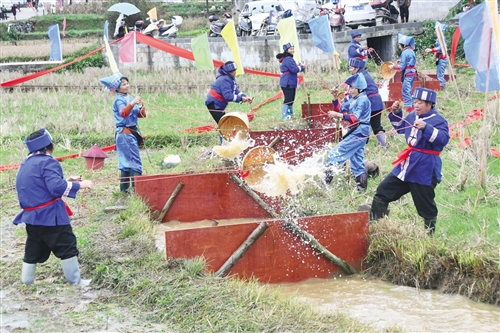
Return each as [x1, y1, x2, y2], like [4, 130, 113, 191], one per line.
[156, 221, 500, 332]
[271, 276, 500, 332]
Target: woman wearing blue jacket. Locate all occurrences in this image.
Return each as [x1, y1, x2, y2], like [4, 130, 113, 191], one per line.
[276, 42, 305, 120]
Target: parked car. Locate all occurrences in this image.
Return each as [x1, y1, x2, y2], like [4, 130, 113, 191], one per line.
[238, 0, 285, 36]
[342, 0, 376, 28]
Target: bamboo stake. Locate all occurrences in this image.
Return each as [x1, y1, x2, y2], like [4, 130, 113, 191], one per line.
[215, 222, 269, 277]
[229, 174, 279, 218]
[282, 220, 357, 275]
[155, 182, 184, 222]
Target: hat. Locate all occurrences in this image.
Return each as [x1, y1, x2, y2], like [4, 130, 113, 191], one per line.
[435, 21, 448, 32]
[222, 61, 237, 72]
[351, 30, 361, 39]
[349, 58, 365, 69]
[100, 72, 125, 92]
[25, 128, 52, 153]
[345, 73, 367, 90]
[398, 33, 415, 48]
[412, 87, 437, 104]
[283, 42, 294, 52]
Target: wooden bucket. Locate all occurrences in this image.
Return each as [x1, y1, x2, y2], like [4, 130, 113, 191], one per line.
[380, 61, 397, 80]
[218, 112, 250, 141]
[241, 146, 276, 185]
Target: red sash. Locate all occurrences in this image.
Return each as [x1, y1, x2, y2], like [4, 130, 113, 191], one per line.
[392, 145, 440, 166]
[209, 88, 227, 102]
[23, 197, 73, 217]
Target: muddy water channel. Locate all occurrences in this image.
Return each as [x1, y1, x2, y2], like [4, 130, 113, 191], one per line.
[271, 276, 499, 332]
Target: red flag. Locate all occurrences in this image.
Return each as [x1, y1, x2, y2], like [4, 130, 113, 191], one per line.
[62, 17, 66, 37]
[450, 26, 460, 65]
[119, 31, 136, 63]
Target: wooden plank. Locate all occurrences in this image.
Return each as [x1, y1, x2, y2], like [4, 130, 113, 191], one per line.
[164, 212, 369, 283]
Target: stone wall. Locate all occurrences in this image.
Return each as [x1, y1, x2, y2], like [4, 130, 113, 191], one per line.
[111, 22, 423, 71]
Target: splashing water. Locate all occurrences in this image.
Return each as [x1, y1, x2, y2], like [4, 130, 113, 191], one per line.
[379, 79, 390, 101]
[212, 131, 255, 160]
[250, 152, 338, 197]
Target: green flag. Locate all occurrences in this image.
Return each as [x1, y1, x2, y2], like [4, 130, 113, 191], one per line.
[191, 33, 214, 71]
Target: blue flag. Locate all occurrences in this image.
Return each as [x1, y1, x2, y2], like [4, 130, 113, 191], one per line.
[308, 15, 334, 54]
[459, 1, 500, 92]
[48, 24, 62, 61]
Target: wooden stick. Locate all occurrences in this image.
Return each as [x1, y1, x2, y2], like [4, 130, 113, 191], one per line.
[229, 174, 279, 218]
[282, 220, 357, 275]
[268, 136, 280, 149]
[156, 182, 184, 222]
[215, 222, 269, 277]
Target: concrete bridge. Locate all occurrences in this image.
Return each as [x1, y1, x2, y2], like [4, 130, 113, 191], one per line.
[112, 22, 423, 72]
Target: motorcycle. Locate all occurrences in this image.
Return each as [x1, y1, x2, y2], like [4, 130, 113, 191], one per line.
[371, 0, 398, 24]
[144, 16, 182, 38]
[329, 6, 345, 32]
[209, 12, 232, 37]
[295, 7, 315, 34]
[130, 20, 145, 33]
[255, 10, 278, 36]
[237, 11, 252, 37]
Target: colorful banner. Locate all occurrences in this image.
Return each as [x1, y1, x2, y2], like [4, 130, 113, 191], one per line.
[119, 31, 136, 63]
[48, 24, 62, 61]
[191, 33, 214, 71]
[308, 15, 334, 54]
[276, 17, 300, 63]
[221, 20, 244, 76]
[103, 21, 119, 74]
[459, 1, 500, 92]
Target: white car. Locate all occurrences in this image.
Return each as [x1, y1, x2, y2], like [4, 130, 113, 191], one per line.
[342, 0, 376, 28]
[238, 1, 285, 36]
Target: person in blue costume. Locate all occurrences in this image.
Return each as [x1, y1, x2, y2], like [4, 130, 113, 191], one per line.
[276, 42, 305, 120]
[389, 33, 417, 112]
[100, 72, 147, 193]
[369, 88, 450, 235]
[13, 128, 93, 285]
[425, 21, 448, 89]
[324, 73, 371, 192]
[347, 57, 387, 150]
[347, 30, 374, 68]
[205, 61, 253, 124]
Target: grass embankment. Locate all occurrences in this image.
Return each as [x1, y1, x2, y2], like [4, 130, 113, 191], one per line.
[0, 41, 499, 331]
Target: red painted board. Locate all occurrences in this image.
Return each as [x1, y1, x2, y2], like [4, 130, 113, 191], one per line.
[388, 80, 423, 101]
[135, 172, 281, 222]
[301, 103, 334, 128]
[248, 128, 340, 165]
[164, 212, 369, 283]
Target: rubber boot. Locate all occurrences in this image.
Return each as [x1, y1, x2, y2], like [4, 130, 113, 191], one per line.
[355, 172, 368, 193]
[61, 256, 82, 285]
[424, 217, 437, 236]
[369, 196, 389, 221]
[281, 104, 289, 120]
[129, 170, 142, 192]
[119, 170, 130, 193]
[21, 262, 36, 285]
[324, 167, 334, 185]
[287, 105, 294, 119]
[376, 132, 387, 150]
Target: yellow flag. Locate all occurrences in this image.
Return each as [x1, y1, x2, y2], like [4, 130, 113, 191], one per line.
[104, 21, 119, 73]
[147, 7, 157, 21]
[221, 20, 244, 76]
[277, 17, 300, 63]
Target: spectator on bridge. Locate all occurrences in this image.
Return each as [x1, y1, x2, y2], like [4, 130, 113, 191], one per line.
[425, 21, 448, 89]
[276, 42, 305, 120]
[348, 31, 374, 68]
[11, 4, 17, 20]
[398, 0, 411, 23]
[389, 33, 417, 113]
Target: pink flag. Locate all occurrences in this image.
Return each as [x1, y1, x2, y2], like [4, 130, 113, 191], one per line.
[119, 32, 136, 63]
[62, 17, 66, 37]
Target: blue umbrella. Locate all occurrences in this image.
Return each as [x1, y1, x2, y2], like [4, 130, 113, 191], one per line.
[107, 2, 141, 16]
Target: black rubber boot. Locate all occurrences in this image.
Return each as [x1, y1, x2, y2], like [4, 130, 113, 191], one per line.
[369, 196, 389, 220]
[120, 170, 130, 193]
[324, 167, 334, 185]
[356, 172, 368, 192]
[129, 170, 142, 192]
[424, 217, 437, 236]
